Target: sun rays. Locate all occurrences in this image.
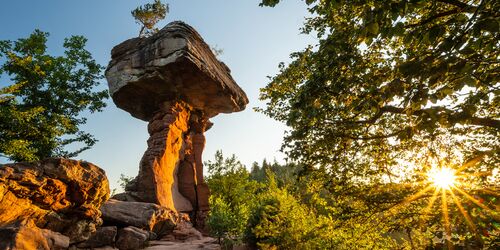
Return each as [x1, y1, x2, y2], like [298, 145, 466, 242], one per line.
[381, 155, 499, 248]
[421, 162, 496, 247]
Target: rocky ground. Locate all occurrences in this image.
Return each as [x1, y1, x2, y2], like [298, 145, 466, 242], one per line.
[144, 237, 220, 250]
[81, 236, 220, 250]
[0, 159, 220, 250]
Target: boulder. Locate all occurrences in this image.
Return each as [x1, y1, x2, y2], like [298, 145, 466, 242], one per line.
[101, 199, 177, 236]
[106, 21, 248, 121]
[171, 220, 202, 241]
[76, 226, 117, 248]
[0, 158, 110, 243]
[41, 229, 70, 250]
[0, 222, 50, 250]
[0, 220, 70, 250]
[115, 227, 150, 250]
[111, 192, 140, 202]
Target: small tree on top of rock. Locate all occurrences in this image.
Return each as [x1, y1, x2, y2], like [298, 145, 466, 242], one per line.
[131, 0, 169, 37]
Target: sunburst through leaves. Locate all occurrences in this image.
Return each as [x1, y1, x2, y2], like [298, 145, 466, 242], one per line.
[428, 167, 457, 190]
[391, 155, 499, 249]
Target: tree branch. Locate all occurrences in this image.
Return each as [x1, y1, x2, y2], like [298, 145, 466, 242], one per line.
[406, 8, 462, 28]
[329, 104, 499, 130]
[382, 105, 500, 129]
[335, 128, 407, 141]
[436, 0, 476, 9]
[139, 26, 146, 37]
[466, 116, 500, 129]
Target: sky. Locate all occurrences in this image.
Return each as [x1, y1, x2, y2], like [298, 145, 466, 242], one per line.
[0, 0, 315, 190]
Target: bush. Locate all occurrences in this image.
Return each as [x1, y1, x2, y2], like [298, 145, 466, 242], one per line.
[205, 151, 258, 245]
[245, 175, 314, 249]
[207, 197, 239, 244]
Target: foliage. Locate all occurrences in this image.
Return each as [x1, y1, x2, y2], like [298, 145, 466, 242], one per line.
[131, 0, 169, 37]
[258, 0, 499, 247]
[258, 0, 499, 171]
[210, 45, 224, 58]
[250, 159, 302, 188]
[205, 151, 261, 244]
[245, 174, 315, 249]
[207, 196, 248, 245]
[206, 150, 262, 209]
[0, 30, 108, 162]
[118, 174, 134, 190]
[207, 152, 406, 249]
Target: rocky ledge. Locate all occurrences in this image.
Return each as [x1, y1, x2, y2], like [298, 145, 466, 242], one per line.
[106, 21, 248, 121]
[0, 159, 218, 250]
[0, 158, 109, 248]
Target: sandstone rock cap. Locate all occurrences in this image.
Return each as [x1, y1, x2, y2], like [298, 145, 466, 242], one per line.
[106, 21, 249, 121]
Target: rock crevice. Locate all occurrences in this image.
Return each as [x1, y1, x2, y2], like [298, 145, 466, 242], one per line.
[106, 21, 248, 228]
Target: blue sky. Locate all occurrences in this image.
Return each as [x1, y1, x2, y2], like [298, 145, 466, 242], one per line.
[0, 0, 314, 190]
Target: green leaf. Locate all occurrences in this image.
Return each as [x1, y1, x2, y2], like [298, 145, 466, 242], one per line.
[428, 26, 444, 44]
[476, 18, 499, 33]
[393, 22, 405, 37]
[367, 22, 379, 35]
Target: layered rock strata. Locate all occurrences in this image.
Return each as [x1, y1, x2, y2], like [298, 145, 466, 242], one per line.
[0, 158, 110, 244]
[100, 199, 177, 236]
[105, 21, 248, 226]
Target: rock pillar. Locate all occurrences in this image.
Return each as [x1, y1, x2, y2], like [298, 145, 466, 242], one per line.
[126, 102, 193, 212]
[125, 102, 211, 225]
[105, 21, 248, 227]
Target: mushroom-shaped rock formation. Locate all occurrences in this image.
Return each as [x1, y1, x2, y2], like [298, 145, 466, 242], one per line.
[105, 21, 248, 226]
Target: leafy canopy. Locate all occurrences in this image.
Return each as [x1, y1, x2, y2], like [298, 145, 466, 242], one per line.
[0, 30, 108, 162]
[258, 0, 498, 183]
[259, 0, 499, 247]
[131, 0, 169, 37]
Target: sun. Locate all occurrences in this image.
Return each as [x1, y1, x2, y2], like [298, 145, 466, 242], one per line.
[428, 167, 457, 190]
[384, 157, 497, 248]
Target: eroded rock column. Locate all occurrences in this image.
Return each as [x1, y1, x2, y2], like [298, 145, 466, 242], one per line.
[105, 21, 249, 227]
[178, 112, 210, 210]
[126, 102, 193, 212]
[177, 112, 211, 226]
[125, 102, 211, 220]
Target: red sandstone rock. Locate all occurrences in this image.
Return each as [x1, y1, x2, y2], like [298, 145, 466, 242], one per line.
[0, 158, 110, 243]
[0, 219, 70, 250]
[100, 199, 177, 236]
[105, 21, 248, 228]
[0, 222, 50, 250]
[106, 21, 248, 121]
[116, 226, 150, 250]
[77, 226, 117, 248]
[126, 103, 194, 212]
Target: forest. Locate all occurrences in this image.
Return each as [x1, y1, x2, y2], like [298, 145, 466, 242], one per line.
[204, 1, 499, 249]
[0, 0, 498, 249]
